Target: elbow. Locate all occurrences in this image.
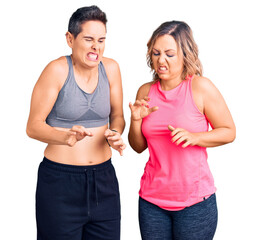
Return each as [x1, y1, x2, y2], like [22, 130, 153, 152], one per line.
[26, 125, 33, 139]
[26, 122, 37, 139]
[131, 145, 146, 154]
[226, 126, 236, 144]
[136, 148, 146, 154]
[128, 136, 147, 153]
[229, 129, 236, 143]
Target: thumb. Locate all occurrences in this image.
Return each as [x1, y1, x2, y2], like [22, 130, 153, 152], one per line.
[129, 102, 134, 111]
[168, 125, 175, 132]
[148, 106, 159, 114]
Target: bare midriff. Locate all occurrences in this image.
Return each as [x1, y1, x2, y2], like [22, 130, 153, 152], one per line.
[44, 124, 111, 165]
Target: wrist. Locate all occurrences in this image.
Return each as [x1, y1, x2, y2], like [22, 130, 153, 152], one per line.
[131, 117, 142, 122]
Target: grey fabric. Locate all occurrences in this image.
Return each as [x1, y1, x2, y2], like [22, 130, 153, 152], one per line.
[46, 56, 110, 128]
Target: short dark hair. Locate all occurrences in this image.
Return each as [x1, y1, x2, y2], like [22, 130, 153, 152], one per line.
[68, 6, 107, 38]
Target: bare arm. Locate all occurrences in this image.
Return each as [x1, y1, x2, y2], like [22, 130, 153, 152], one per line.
[103, 58, 126, 155]
[128, 83, 158, 153]
[103, 58, 125, 134]
[26, 58, 91, 146]
[169, 76, 236, 148]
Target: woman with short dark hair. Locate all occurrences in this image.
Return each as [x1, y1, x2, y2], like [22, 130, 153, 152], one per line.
[27, 6, 125, 240]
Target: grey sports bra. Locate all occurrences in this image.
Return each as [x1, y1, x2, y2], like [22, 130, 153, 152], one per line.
[46, 56, 110, 128]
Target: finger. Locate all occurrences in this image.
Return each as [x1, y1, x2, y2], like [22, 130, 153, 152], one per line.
[171, 132, 184, 143]
[112, 140, 123, 146]
[144, 96, 150, 102]
[129, 102, 134, 111]
[176, 136, 187, 145]
[119, 149, 123, 156]
[104, 129, 114, 137]
[120, 143, 126, 150]
[134, 100, 143, 106]
[84, 129, 93, 137]
[140, 99, 149, 108]
[67, 135, 76, 147]
[182, 141, 191, 148]
[168, 125, 175, 132]
[107, 135, 120, 141]
[148, 106, 159, 113]
[71, 125, 85, 135]
[169, 127, 184, 137]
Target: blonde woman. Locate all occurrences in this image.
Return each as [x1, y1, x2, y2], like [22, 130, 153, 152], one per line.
[128, 21, 235, 239]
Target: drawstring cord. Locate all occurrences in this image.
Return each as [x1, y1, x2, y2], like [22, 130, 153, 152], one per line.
[93, 169, 98, 206]
[85, 169, 90, 216]
[85, 168, 99, 214]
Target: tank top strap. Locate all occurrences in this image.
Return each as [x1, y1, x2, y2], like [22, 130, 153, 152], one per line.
[98, 61, 110, 86]
[65, 55, 74, 78]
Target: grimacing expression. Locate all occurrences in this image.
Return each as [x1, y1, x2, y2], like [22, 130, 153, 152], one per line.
[152, 34, 184, 81]
[68, 20, 106, 68]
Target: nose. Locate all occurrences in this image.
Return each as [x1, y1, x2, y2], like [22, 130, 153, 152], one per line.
[157, 54, 166, 64]
[92, 42, 99, 51]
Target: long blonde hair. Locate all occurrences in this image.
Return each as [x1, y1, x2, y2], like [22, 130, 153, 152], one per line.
[147, 21, 203, 81]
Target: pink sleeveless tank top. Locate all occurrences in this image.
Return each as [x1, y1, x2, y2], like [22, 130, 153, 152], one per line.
[140, 76, 216, 210]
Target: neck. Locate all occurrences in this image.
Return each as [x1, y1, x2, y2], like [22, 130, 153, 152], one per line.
[71, 55, 99, 82]
[160, 75, 183, 91]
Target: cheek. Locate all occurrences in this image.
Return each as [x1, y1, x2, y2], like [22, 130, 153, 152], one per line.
[152, 57, 158, 68]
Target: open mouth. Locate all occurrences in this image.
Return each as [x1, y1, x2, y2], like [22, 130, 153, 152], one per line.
[158, 66, 168, 73]
[87, 52, 99, 61]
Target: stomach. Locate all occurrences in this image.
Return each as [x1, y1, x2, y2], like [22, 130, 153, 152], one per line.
[44, 124, 112, 165]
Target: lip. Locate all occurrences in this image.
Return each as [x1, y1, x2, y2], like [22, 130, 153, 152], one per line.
[157, 66, 168, 74]
[87, 52, 99, 61]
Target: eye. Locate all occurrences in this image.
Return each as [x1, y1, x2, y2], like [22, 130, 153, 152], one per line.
[167, 54, 174, 57]
[153, 52, 160, 56]
[98, 40, 104, 43]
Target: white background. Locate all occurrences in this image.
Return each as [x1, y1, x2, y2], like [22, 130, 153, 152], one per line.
[1, 0, 262, 239]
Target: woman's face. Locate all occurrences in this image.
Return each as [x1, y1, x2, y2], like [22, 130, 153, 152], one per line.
[152, 34, 184, 81]
[67, 20, 106, 68]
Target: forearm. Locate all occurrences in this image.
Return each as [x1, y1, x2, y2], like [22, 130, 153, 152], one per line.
[195, 127, 236, 148]
[26, 120, 69, 145]
[128, 119, 147, 153]
[109, 115, 125, 134]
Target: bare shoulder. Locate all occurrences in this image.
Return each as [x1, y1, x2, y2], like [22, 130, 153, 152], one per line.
[37, 56, 68, 89]
[192, 75, 219, 94]
[102, 57, 120, 73]
[136, 81, 154, 99]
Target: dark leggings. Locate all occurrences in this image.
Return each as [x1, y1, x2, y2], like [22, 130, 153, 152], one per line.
[139, 194, 218, 240]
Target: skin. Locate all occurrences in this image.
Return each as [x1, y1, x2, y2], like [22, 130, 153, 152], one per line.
[27, 20, 125, 165]
[129, 34, 236, 153]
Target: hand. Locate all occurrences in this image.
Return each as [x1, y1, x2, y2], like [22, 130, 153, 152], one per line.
[104, 129, 126, 156]
[168, 125, 199, 148]
[66, 125, 93, 147]
[129, 96, 158, 121]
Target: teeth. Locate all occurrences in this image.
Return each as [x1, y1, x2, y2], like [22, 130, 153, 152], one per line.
[88, 53, 98, 60]
[159, 66, 167, 70]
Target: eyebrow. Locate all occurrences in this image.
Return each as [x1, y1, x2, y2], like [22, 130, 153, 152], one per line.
[153, 48, 176, 53]
[83, 36, 106, 40]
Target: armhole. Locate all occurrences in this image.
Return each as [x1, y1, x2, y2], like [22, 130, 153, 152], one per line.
[189, 76, 205, 116]
[137, 81, 155, 100]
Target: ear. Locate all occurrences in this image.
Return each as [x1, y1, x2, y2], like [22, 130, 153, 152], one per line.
[66, 31, 74, 48]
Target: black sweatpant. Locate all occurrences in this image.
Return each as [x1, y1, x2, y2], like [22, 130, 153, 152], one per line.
[36, 157, 121, 240]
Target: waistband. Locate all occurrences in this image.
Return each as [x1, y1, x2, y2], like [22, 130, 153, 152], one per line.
[42, 157, 112, 173]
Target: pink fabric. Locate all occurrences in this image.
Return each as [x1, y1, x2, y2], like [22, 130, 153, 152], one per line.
[140, 76, 216, 210]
